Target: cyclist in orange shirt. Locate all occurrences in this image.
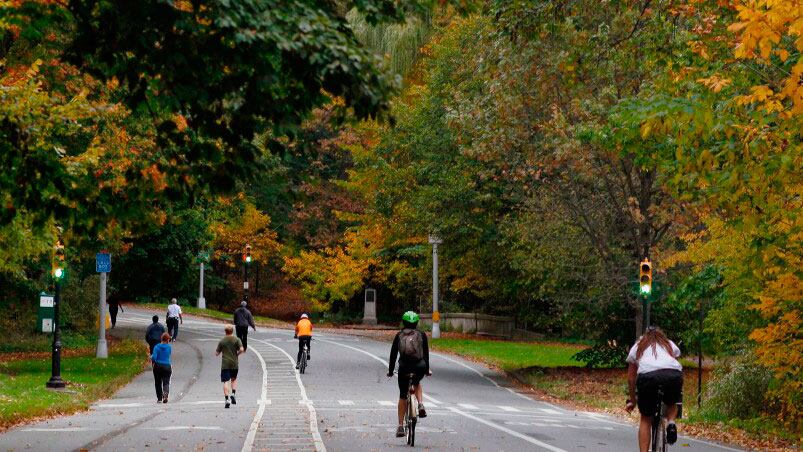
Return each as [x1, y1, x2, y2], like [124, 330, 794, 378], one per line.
[294, 313, 313, 369]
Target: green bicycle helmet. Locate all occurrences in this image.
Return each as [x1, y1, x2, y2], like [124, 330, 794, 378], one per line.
[402, 311, 419, 324]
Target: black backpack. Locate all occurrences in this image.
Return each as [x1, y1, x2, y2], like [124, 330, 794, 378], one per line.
[398, 329, 424, 362]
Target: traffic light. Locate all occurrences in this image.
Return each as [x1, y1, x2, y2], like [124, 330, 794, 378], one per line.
[53, 241, 65, 280]
[639, 258, 652, 295]
[243, 244, 252, 264]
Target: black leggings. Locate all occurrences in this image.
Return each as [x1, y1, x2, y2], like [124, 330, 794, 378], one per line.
[109, 304, 118, 326]
[153, 363, 172, 400]
[297, 336, 311, 363]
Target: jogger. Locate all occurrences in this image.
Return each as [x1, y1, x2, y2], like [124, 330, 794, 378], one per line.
[216, 324, 244, 409]
[151, 332, 172, 403]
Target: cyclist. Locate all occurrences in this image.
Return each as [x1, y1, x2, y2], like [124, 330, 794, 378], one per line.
[625, 326, 683, 452]
[387, 311, 431, 438]
[294, 313, 312, 369]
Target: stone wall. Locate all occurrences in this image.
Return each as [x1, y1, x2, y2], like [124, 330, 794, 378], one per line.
[419, 313, 515, 338]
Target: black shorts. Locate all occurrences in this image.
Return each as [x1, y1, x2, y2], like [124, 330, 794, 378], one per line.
[221, 368, 239, 382]
[397, 362, 427, 399]
[636, 369, 683, 416]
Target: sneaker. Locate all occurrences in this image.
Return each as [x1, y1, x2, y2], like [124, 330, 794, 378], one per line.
[163, 395, 168, 403]
[666, 423, 677, 444]
[395, 426, 405, 437]
[157, 398, 162, 403]
[295, 363, 300, 369]
[230, 395, 236, 405]
[307, 354, 310, 361]
[225, 401, 230, 409]
[418, 405, 427, 418]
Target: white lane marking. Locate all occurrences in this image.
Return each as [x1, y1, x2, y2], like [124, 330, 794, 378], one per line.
[538, 408, 562, 415]
[144, 426, 223, 431]
[338, 400, 354, 406]
[378, 400, 395, 406]
[22, 427, 100, 432]
[96, 402, 144, 408]
[425, 401, 439, 407]
[500, 406, 521, 412]
[448, 407, 567, 452]
[681, 436, 745, 452]
[255, 339, 326, 452]
[317, 339, 440, 406]
[459, 403, 478, 410]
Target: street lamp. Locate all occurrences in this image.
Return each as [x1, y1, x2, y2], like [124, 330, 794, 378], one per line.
[47, 239, 66, 389]
[428, 235, 442, 339]
[243, 244, 252, 302]
[197, 251, 209, 309]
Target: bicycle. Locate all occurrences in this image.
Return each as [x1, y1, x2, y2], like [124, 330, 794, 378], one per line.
[649, 386, 682, 452]
[299, 342, 309, 374]
[404, 372, 418, 447]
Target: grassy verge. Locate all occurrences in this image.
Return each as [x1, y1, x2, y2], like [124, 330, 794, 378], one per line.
[0, 339, 146, 430]
[430, 337, 586, 370]
[1, 330, 98, 354]
[134, 303, 286, 328]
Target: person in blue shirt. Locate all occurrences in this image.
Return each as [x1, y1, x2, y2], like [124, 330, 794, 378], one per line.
[151, 332, 172, 403]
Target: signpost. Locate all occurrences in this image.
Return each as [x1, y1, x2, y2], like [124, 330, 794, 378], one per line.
[38, 293, 55, 333]
[96, 252, 111, 359]
[363, 288, 377, 325]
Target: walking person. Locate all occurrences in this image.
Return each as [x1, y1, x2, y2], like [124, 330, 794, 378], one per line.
[107, 295, 123, 329]
[151, 332, 172, 403]
[233, 301, 257, 351]
[216, 325, 244, 409]
[166, 298, 183, 341]
[145, 315, 166, 354]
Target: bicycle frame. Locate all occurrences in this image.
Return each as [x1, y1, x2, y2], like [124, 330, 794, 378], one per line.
[650, 388, 667, 452]
[405, 373, 418, 447]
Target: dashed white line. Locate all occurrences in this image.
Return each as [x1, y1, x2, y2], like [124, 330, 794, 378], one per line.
[378, 400, 395, 406]
[448, 407, 567, 452]
[458, 403, 478, 410]
[338, 400, 354, 406]
[500, 406, 521, 412]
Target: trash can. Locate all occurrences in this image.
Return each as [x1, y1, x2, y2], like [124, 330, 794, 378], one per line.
[37, 292, 55, 333]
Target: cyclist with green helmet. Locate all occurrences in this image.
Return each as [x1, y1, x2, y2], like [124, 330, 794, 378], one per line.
[387, 311, 431, 438]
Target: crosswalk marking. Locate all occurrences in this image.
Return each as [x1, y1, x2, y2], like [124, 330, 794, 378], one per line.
[538, 408, 562, 415]
[458, 403, 478, 410]
[378, 401, 395, 406]
[500, 406, 521, 412]
[338, 400, 354, 406]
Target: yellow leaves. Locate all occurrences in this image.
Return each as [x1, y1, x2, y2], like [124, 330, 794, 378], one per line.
[211, 203, 280, 265]
[697, 75, 732, 93]
[141, 164, 167, 192]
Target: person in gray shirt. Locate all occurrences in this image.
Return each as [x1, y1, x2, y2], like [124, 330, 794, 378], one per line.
[233, 301, 256, 350]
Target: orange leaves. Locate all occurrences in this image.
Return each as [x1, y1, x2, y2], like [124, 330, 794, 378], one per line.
[697, 74, 732, 93]
[141, 164, 167, 192]
[211, 203, 281, 266]
[727, 0, 803, 116]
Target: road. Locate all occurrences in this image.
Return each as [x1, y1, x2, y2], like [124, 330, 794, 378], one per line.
[0, 309, 741, 451]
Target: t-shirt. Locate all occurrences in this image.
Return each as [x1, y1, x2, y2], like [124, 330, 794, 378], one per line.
[167, 304, 182, 319]
[145, 322, 165, 342]
[151, 343, 172, 366]
[295, 318, 312, 337]
[217, 335, 243, 370]
[626, 338, 682, 374]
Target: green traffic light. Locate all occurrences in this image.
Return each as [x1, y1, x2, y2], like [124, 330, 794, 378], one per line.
[245, 256, 252, 263]
[54, 268, 64, 279]
[640, 284, 651, 294]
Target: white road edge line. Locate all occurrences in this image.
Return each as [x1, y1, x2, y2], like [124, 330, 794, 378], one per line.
[317, 339, 441, 405]
[447, 407, 567, 452]
[241, 343, 269, 452]
[256, 339, 326, 452]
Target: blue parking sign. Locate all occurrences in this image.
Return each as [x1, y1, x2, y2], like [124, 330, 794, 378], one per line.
[96, 253, 111, 273]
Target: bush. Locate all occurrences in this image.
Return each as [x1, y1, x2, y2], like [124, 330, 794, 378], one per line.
[572, 340, 628, 368]
[704, 351, 773, 419]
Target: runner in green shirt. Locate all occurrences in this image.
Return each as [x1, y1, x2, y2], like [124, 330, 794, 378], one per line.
[216, 324, 244, 409]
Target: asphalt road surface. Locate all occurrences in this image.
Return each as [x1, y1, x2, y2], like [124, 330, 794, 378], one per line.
[0, 309, 742, 451]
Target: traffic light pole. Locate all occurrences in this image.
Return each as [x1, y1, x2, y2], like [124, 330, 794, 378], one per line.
[243, 260, 249, 303]
[642, 296, 650, 334]
[46, 279, 65, 389]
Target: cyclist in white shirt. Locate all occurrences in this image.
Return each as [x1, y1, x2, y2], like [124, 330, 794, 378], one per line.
[625, 326, 683, 452]
[166, 298, 183, 342]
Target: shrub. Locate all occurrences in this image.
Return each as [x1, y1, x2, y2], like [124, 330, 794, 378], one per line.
[704, 351, 773, 419]
[572, 340, 628, 368]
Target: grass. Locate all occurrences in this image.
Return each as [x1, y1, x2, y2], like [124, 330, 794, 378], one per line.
[430, 337, 587, 370]
[0, 339, 146, 429]
[0, 330, 98, 353]
[135, 303, 285, 327]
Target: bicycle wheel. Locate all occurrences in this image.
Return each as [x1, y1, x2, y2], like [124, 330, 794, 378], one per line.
[409, 418, 416, 447]
[300, 351, 307, 374]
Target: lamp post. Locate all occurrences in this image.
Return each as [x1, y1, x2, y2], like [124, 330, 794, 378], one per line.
[428, 235, 442, 339]
[47, 239, 66, 389]
[197, 251, 209, 309]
